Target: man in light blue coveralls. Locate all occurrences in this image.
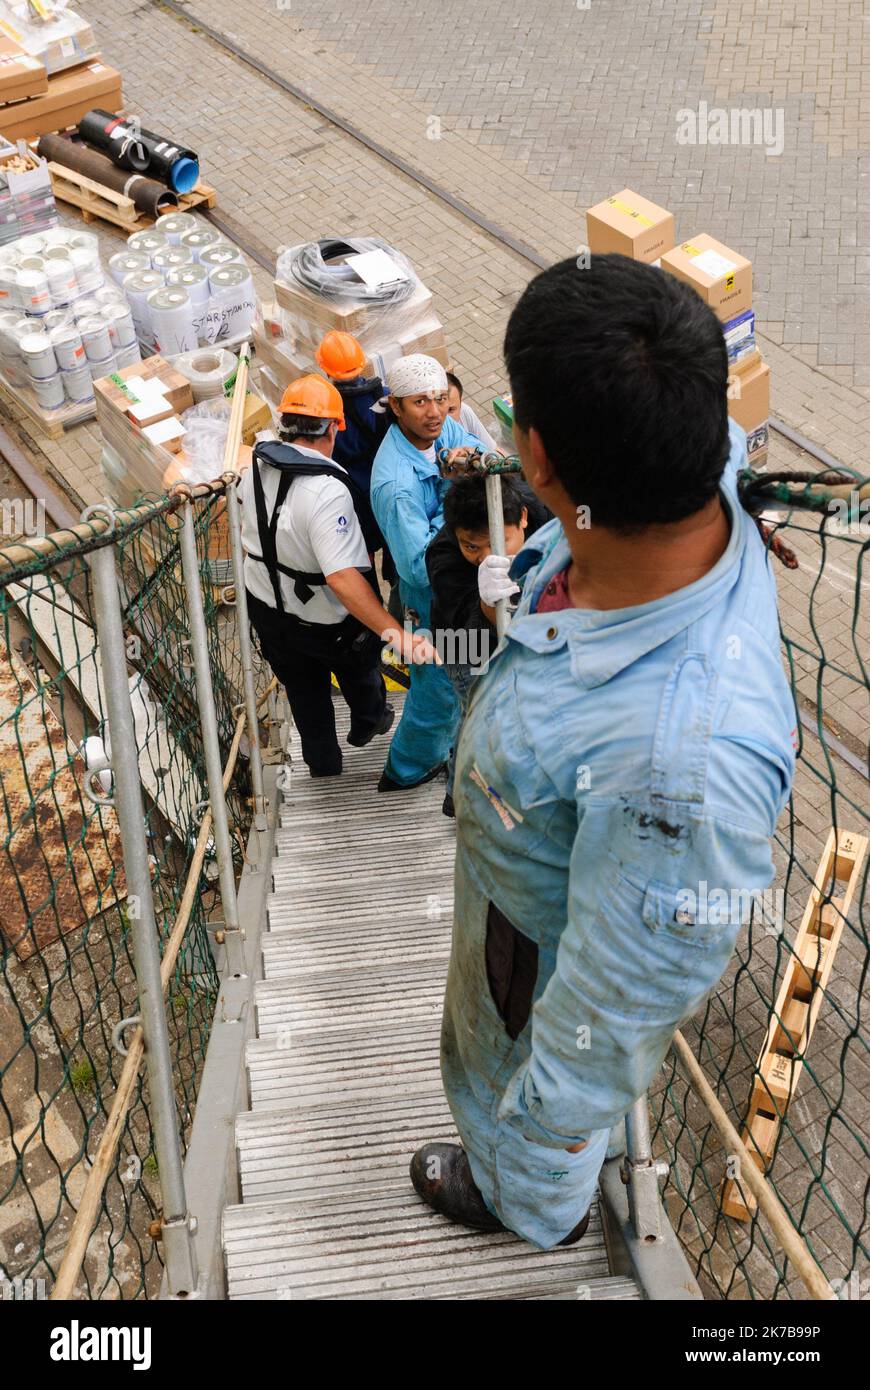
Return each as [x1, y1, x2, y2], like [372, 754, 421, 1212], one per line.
[410, 255, 797, 1249]
[370, 354, 489, 798]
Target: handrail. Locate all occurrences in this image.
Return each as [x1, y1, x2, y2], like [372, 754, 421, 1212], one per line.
[671, 1031, 836, 1301]
[50, 678, 276, 1301]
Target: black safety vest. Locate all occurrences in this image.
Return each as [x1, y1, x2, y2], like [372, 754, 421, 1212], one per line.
[247, 440, 377, 613]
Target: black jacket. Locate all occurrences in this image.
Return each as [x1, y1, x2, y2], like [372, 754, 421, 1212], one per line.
[426, 483, 552, 643]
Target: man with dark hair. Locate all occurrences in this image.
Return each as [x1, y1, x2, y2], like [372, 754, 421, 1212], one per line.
[370, 353, 487, 792]
[240, 374, 437, 778]
[410, 254, 796, 1249]
[426, 474, 551, 815]
[445, 370, 500, 453]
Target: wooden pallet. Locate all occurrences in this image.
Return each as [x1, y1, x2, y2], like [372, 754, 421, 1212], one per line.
[0, 373, 95, 439]
[46, 160, 216, 233]
[720, 828, 868, 1220]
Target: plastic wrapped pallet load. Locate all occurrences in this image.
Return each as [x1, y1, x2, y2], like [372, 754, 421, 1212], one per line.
[272, 235, 449, 376]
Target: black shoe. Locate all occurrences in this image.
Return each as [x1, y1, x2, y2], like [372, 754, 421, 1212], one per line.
[410, 1142, 591, 1245]
[347, 704, 395, 747]
[557, 1208, 591, 1246]
[442, 792, 455, 818]
[310, 764, 342, 778]
[377, 761, 446, 793]
[410, 1143, 506, 1233]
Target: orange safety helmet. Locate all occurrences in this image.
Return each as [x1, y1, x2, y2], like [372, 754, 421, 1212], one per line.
[315, 330, 367, 382]
[278, 374, 346, 430]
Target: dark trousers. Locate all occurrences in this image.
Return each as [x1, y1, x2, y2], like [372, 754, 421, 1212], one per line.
[247, 590, 386, 775]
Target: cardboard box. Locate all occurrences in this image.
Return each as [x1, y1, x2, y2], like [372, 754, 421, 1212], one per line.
[0, 59, 120, 143]
[96, 355, 193, 418]
[0, 35, 46, 102]
[727, 355, 769, 432]
[241, 391, 272, 445]
[661, 234, 752, 322]
[274, 276, 434, 336]
[586, 189, 675, 263]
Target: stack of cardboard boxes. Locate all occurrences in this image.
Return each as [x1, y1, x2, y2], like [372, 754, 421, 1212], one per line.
[585, 188, 769, 469]
[95, 352, 266, 506]
[0, 5, 121, 145]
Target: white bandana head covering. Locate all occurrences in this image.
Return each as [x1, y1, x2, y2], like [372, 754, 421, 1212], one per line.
[372, 353, 449, 412]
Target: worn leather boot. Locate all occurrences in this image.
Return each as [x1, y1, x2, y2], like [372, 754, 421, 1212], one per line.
[410, 1142, 505, 1232]
[410, 1142, 590, 1245]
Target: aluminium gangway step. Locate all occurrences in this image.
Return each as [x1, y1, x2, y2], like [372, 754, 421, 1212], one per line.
[222, 693, 640, 1300]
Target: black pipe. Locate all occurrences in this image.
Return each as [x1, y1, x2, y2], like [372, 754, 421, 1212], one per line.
[37, 134, 178, 219]
[77, 110, 200, 194]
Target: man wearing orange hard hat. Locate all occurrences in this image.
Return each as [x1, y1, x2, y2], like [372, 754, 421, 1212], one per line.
[315, 330, 401, 620]
[239, 373, 438, 778]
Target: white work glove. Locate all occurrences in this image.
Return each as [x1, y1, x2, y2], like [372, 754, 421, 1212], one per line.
[478, 554, 520, 606]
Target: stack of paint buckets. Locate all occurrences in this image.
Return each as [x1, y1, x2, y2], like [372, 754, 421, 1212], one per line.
[0, 226, 141, 414]
[112, 212, 256, 357]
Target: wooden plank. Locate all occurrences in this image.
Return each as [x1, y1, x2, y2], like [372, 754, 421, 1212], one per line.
[721, 828, 868, 1220]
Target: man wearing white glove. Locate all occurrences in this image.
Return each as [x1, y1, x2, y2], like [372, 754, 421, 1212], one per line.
[477, 552, 521, 623]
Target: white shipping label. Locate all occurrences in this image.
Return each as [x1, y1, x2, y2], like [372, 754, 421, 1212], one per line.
[693, 248, 739, 280]
[725, 318, 752, 345]
[345, 248, 410, 290]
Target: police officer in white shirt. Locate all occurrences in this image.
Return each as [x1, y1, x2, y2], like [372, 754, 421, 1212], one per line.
[240, 374, 437, 777]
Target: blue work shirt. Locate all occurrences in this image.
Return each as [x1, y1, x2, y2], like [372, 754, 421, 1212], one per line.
[442, 419, 798, 1247]
[370, 413, 485, 621]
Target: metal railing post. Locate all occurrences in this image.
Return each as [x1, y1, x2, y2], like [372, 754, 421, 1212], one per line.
[484, 472, 510, 639]
[87, 513, 198, 1296]
[623, 1094, 669, 1242]
[177, 498, 245, 974]
[224, 478, 267, 829]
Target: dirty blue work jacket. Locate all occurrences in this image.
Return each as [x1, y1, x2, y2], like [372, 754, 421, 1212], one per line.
[443, 420, 797, 1248]
[370, 414, 487, 623]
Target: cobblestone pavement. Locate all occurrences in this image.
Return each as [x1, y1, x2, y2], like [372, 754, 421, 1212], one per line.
[0, 0, 864, 1300]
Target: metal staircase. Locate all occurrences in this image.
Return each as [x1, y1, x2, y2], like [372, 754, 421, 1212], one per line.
[221, 695, 641, 1300]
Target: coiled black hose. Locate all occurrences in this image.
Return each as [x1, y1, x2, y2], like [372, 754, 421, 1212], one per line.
[282, 237, 416, 307]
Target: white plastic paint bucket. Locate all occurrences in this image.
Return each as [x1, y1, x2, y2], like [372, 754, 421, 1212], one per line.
[70, 245, 103, 294]
[155, 211, 197, 244]
[114, 341, 142, 370]
[19, 330, 57, 380]
[108, 250, 151, 287]
[180, 226, 222, 262]
[17, 267, 51, 316]
[199, 243, 243, 271]
[122, 269, 165, 342]
[152, 245, 194, 274]
[104, 304, 137, 349]
[43, 247, 78, 304]
[127, 230, 168, 265]
[50, 323, 86, 371]
[78, 316, 112, 363]
[62, 361, 95, 403]
[147, 286, 198, 355]
[31, 370, 65, 410]
[88, 352, 117, 383]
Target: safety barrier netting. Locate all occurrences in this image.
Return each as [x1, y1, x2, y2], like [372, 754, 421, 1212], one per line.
[649, 465, 869, 1299]
[0, 487, 260, 1299]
